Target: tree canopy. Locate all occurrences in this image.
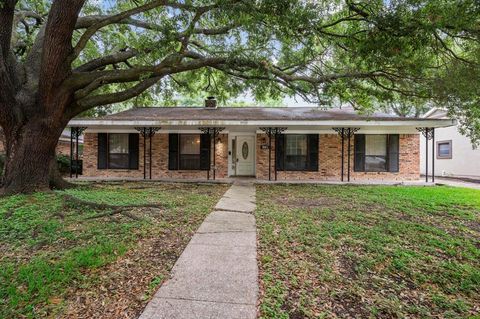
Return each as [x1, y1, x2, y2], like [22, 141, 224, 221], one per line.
[7, 0, 478, 112]
[0, 0, 479, 193]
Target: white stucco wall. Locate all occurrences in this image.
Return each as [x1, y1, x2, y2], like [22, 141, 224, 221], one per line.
[420, 124, 480, 179]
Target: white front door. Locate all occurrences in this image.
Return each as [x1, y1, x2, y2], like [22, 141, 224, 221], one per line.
[235, 136, 255, 176]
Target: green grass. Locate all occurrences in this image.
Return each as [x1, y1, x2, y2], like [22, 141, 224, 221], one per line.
[0, 182, 228, 319]
[256, 185, 480, 319]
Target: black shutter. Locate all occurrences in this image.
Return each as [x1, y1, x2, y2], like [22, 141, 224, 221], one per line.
[128, 133, 139, 169]
[307, 134, 319, 171]
[354, 134, 365, 172]
[275, 134, 285, 171]
[97, 133, 108, 169]
[168, 133, 179, 170]
[200, 133, 211, 170]
[388, 134, 400, 172]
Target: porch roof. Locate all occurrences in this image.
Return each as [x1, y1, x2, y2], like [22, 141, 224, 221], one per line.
[68, 106, 455, 130]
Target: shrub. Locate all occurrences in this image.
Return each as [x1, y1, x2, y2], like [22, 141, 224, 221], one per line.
[56, 155, 71, 174]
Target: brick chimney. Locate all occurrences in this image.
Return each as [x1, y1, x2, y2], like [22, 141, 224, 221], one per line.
[205, 96, 217, 108]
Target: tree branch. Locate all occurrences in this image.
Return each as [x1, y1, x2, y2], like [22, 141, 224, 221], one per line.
[76, 15, 163, 31]
[72, 0, 174, 59]
[433, 31, 477, 65]
[74, 76, 163, 113]
[74, 48, 143, 72]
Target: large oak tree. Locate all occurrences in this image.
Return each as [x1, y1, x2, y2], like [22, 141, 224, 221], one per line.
[0, 0, 478, 194]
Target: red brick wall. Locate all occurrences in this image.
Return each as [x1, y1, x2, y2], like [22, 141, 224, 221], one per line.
[82, 133, 228, 179]
[83, 132, 419, 181]
[256, 133, 420, 181]
[56, 141, 72, 156]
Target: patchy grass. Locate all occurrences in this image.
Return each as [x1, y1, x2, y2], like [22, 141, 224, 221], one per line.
[0, 182, 228, 319]
[256, 185, 480, 319]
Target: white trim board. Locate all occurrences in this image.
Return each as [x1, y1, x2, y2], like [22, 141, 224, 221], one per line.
[69, 118, 456, 128]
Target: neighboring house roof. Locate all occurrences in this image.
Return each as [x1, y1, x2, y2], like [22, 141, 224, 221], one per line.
[69, 107, 455, 128]
[422, 107, 449, 119]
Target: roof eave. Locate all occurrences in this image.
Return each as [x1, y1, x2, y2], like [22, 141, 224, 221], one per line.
[68, 118, 456, 128]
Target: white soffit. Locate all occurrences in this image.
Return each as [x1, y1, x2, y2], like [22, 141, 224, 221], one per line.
[69, 118, 456, 128]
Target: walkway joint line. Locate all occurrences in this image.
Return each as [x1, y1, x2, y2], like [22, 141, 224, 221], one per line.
[139, 181, 258, 319]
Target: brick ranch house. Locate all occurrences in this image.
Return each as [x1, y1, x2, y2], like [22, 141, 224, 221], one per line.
[68, 102, 454, 182]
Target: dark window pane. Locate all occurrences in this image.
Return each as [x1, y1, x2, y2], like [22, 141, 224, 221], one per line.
[438, 142, 451, 157]
[179, 134, 201, 170]
[285, 135, 307, 170]
[365, 135, 387, 156]
[365, 155, 387, 172]
[285, 155, 307, 170]
[180, 154, 201, 170]
[180, 135, 200, 154]
[108, 134, 129, 169]
[109, 134, 129, 153]
[364, 135, 387, 171]
[109, 154, 129, 169]
[286, 135, 307, 156]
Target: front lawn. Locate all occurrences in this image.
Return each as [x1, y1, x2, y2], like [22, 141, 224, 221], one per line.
[0, 182, 228, 319]
[256, 185, 480, 318]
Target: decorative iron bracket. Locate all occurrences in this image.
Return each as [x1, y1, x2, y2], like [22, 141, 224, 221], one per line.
[198, 127, 225, 137]
[259, 127, 287, 137]
[135, 127, 161, 137]
[333, 127, 360, 138]
[416, 127, 434, 140]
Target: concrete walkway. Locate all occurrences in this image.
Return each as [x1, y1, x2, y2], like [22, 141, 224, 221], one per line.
[434, 177, 480, 190]
[139, 182, 258, 319]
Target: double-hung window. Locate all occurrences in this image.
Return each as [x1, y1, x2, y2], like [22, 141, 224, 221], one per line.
[179, 134, 201, 170]
[108, 134, 130, 169]
[97, 133, 139, 170]
[365, 135, 388, 172]
[276, 134, 319, 171]
[285, 135, 308, 170]
[354, 134, 399, 172]
[168, 133, 210, 171]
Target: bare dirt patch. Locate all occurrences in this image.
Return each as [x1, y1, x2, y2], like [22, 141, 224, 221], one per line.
[59, 233, 185, 319]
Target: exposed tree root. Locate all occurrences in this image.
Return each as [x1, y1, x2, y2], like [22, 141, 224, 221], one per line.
[61, 194, 162, 221]
[84, 209, 142, 221]
[62, 194, 163, 209]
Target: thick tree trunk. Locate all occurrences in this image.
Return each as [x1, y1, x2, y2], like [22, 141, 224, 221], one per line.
[49, 157, 74, 190]
[2, 118, 66, 194]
